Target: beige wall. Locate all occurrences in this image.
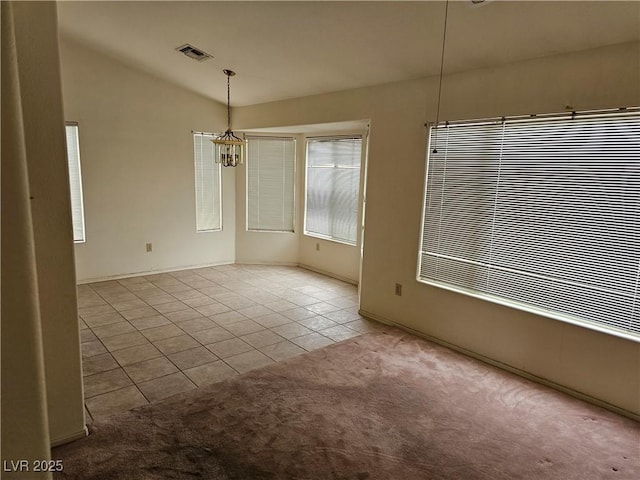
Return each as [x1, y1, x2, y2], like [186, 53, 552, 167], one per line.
[235, 42, 640, 415]
[59, 37, 235, 283]
[2, 0, 85, 463]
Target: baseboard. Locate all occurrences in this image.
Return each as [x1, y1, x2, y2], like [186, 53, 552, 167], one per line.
[50, 426, 88, 448]
[76, 260, 236, 284]
[234, 260, 299, 267]
[358, 309, 640, 423]
[298, 263, 358, 286]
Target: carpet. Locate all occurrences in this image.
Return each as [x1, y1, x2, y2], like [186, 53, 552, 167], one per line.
[53, 328, 639, 479]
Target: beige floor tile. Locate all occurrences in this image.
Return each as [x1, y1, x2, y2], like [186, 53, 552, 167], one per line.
[281, 307, 317, 321]
[135, 287, 166, 299]
[120, 306, 159, 321]
[182, 296, 218, 308]
[82, 312, 126, 328]
[319, 325, 360, 342]
[205, 338, 255, 359]
[153, 301, 190, 314]
[343, 318, 388, 333]
[141, 324, 184, 342]
[80, 329, 98, 343]
[124, 357, 178, 383]
[110, 299, 148, 312]
[84, 368, 132, 397]
[82, 340, 108, 358]
[270, 322, 314, 340]
[183, 360, 238, 386]
[236, 305, 273, 319]
[85, 385, 148, 419]
[111, 343, 163, 366]
[168, 346, 218, 370]
[195, 303, 231, 316]
[153, 334, 200, 355]
[305, 301, 343, 315]
[219, 297, 257, 310]
[92, 321, 136, 339]
[82, 353, 119, 376]
[208, 311, 247, 326]
[177, 317, 219, 334]
[158, 283, 193, 294]
[190, 327, 235, 345]
[101, 331, 148, 352]
[264, 299, 297, 312]
[224, 350, 274, 374]
[322, 309, 362, 324]
[165, 308, 204, 323]
[129, 314, 172, 331]
[253, 313, 291, 328]
[144, 293, 177, 305]
[137, 372, 196, 403]
[78, 304, 115, 317]
[259, 340, 306, 362]
[171, 289, 205, 301]
[240, 330, 284, 348]
[223, 319, 264, 336]
[290, 332, 335, 351]
[297, 316, 338, 331]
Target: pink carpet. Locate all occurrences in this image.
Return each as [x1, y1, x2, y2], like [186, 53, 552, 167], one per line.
[54, 328, 639, 479]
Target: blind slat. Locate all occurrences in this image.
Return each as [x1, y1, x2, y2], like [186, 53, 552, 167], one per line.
[420, 112, 640, 338]
[305, 137, 362, 245]
[247, 137, 295, 232]
[194, 133, 222, 232]
[65, 124, 86, 243]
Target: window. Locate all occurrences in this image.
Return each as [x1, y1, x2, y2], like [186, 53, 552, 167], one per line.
[193, 132, 222, 232]
[246, 136, 296, 232]
[64, 123, 86, 243]
[418, 109, 640, 339]
[305, 136, 362, 245]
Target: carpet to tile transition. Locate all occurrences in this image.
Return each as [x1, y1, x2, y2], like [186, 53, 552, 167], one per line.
[53, 329, 639, 479]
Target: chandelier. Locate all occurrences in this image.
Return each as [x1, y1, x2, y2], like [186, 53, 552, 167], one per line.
[212, 69, 244, 167]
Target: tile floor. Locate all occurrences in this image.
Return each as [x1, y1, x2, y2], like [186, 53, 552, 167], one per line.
[78, 264, 385, 421]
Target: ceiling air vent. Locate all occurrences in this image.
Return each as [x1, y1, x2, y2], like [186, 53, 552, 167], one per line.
[176, 44, 213, 62]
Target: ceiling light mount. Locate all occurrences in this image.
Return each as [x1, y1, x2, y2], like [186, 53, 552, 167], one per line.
[211, 69, 244, 167]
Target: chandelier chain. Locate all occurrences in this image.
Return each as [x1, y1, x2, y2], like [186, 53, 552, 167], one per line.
[432, 0, 449, 153]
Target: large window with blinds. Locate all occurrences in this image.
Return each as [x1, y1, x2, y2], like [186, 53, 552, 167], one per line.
[305, 136, 362, 245]
[193, 132, 222, 232]
[246, 136, 295, 232]
[419, 109, 640, 339]
[65, 123, 86, 243]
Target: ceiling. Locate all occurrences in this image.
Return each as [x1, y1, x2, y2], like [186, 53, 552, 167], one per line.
[57, 1, 640, 107]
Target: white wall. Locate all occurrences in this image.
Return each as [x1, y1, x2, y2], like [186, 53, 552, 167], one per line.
[235, 42, 640, 415]
[59, 37, 235, 282]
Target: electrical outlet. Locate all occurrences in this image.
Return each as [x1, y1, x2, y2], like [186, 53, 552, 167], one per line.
[316, 243, 320, 251]
[395, 283, 402, 296]
[146, 243, 152, 252]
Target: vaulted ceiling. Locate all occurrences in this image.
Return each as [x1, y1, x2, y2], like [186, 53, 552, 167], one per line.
[57, 1, 640, 106]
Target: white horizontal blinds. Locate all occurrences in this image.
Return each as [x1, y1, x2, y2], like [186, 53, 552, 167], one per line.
[193, 133, 222, 232]
[247, 137, 295, 232]
[306, 137, 362, 244]
[420, 111, 640, 337]
[64, 124, 86, 243]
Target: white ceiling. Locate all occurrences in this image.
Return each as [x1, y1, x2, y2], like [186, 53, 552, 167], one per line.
[57, 1, 640, 107]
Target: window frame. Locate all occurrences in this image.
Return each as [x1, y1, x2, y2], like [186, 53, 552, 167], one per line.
[64, 122, 86, 244]
[417, 109, 640, 342]
[193, 131, 223, 233]
[303, 134, 364, 247]
[245, 135, 297, 234]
